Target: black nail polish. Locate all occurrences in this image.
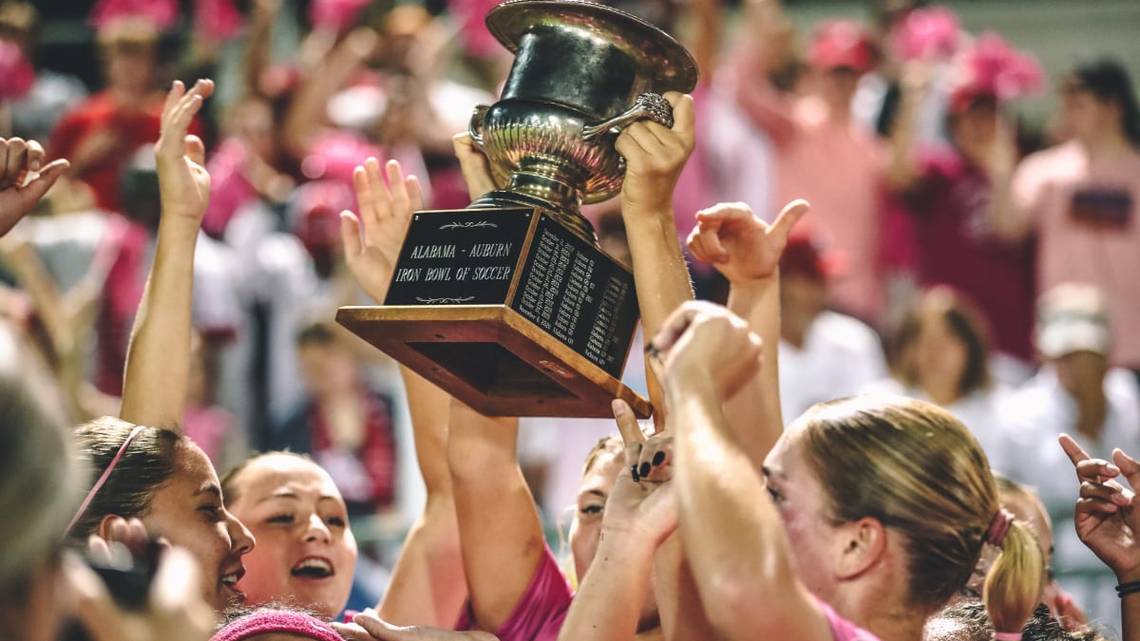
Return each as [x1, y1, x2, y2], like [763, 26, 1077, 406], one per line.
[653, 451, 666, 466]
[631, 465, 640, 482]
[639, 462, 651, 478]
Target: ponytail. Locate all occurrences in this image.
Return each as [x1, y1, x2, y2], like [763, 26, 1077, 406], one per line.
[983, 520, 1044, 637]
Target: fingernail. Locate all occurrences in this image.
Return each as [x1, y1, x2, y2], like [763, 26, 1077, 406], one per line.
[1114, 493, 1130, 506]
[652, 451, 665, 466]
[639, 462, 651, 478]
[1107, 465, 1121, 474]
[611, 399, 626, 416]
[631, 465, 640, 482]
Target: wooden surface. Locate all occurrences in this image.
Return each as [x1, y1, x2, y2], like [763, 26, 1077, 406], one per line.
[337, 305, 653, 418]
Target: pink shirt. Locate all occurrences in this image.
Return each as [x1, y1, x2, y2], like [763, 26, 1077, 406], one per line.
[817, 599, 882, 641]
[1013, 141, 1140, 368]
[775, 98, 888, 323]
[455, 546, 572, 641]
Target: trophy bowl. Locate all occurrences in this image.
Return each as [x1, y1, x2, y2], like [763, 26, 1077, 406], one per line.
[468, 0, 699, 240]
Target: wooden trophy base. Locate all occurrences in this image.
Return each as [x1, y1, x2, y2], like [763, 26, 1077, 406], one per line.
[336, 207, 651, 419]
[337, 305, 651, 418]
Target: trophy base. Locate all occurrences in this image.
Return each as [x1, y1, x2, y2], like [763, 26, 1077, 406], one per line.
[336, 305, 651, 418]
[336, 206, 650, 419]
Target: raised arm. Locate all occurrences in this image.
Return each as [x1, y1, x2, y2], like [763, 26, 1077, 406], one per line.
[885, 62, 929, 192]
[657, 302, 832, 641]
[557, 400, 676, 641]
[685, 199, 808, 464]
[337, 155, 469, 626]
[119, 80, 215, 429]
[614, 91, 696, 422]
[1060, 435, 1140, 641]
[0, 136, 69, 237]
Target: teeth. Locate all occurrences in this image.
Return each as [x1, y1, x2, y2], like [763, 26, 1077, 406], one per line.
[293, 558, 333, 573]
[221, 573, 239, 585]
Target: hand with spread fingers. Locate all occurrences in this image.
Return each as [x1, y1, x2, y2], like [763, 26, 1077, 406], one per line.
[156, 79, 215, 222]
[452, 133, 496, 202]
[1059, 434, 1140, 582]
[686, 199, 810, 283]
[333, 610, 499, 641]
[615, 91, 695, 218]
[651, 301, 764, 404]
[0, 137, 69, 236]
[340, 157, 424, 303]
[601, 399, 677, 544]
[66, 546, 215, 641]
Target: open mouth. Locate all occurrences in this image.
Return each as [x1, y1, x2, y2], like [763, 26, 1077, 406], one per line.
[290, 556, 335, 580]
[221, 566, 246, 598]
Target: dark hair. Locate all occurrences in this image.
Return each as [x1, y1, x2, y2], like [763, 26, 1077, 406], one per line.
[926, 600, 1107, 641]
[295, 320, 338, 348]
[1064, 57, 1140, 147]
[895, 287, 992, 399]
[68, 417, 181, 540]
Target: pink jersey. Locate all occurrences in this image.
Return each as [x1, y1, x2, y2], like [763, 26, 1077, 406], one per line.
[455, 546, 572, 641]
[817, 598, 882, 641]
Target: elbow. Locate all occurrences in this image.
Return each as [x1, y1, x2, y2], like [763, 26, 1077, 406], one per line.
[700, 572, 769, 640]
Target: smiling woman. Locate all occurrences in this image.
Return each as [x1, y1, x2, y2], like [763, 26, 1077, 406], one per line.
[222, 452, 359, 620]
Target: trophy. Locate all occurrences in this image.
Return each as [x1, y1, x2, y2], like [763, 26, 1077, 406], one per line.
[337, 0, 698, 418]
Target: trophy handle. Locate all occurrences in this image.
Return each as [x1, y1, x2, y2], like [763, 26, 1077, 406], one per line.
[581, 92, 674, 141]
[468, 104, 490, 147]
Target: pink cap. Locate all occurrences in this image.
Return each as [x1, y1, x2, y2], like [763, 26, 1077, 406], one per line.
[212, 610, 343, 641]
[809, 21, 877, 73]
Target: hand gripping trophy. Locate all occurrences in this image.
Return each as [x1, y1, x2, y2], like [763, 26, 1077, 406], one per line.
[338, 0, 698, 418]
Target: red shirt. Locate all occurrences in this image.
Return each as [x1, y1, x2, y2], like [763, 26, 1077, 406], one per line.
[891, 145, 1036, 361]
[50, 90, 201, 213]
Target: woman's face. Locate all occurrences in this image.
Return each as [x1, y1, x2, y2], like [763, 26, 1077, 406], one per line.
[914, 312, 968, 397]
[141, 441, 255, 612]
[763, 428, 844, 602]
[228, 455, 358, 619]
[569, 445, 660, 629]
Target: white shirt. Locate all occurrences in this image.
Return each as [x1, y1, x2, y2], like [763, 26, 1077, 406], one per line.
[779, 311, 887, 421]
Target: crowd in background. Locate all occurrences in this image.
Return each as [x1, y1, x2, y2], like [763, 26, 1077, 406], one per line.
[0, 0, 1139, 636]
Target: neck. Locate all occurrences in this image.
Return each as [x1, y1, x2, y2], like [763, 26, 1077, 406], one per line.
[1074, 389, 1109, 440]
[781, 309, 819, 349]
[1081, 129, 1131, 160]
[633, 627, 663, 641]
[826, 100, 852, 124]
[832, 587, 929, 641]
[922, 378, 961, 406]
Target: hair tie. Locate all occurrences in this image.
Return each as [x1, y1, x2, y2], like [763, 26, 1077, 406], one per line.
[986, 508, 1014, 547]
[65, 425, 146, 536]
[994, 633, 1022, 641]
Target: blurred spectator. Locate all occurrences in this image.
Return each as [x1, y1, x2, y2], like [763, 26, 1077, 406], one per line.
[777, 230, 887, 421]
[270, 320, 398, 517]
[884, 36, 1042, 369]
[865, 287, 1008, 458]
[0, 2, 88, 141]
[738, 16, 889, 322]
[49, 4, 200, 213]
[998, 283, 1140, 621]
[995, 58, 1140, 376]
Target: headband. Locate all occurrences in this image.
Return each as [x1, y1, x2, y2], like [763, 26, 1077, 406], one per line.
[66, 425, 146, 536]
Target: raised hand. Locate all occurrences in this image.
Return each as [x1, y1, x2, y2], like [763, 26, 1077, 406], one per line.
[0, 137, 69, 236]
[616, 92, 695, 218]
[451, 133, 497, 202]
[686, 199, 809, 283]
[333, 610, 499, 641]
[156, 80, 214, 222]
[651, 301, 764, 403]
[602, 399, 677, 544]
[340, 157, 424, 303]
[66, 547, 214, 641]
[1059, 434, 1140, 581]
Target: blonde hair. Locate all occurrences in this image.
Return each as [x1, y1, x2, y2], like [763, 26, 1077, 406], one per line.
[798, 396, 1042, 632]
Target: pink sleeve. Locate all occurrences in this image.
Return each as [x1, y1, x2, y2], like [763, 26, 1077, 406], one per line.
[455, 546, 573, 641]
[816, 598, 882, 641]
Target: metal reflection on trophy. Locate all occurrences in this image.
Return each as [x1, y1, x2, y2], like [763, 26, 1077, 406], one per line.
[338, 0, 699, 418]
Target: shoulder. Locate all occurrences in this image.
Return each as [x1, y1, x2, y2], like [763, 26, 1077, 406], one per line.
[814, 312, 883, 352]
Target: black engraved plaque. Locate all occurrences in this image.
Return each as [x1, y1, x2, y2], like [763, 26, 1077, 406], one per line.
[510, 214, 638, 378]
[384, 209, 534, 306]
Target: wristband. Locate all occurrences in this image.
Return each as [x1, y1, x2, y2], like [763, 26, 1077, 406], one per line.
[1116, 581, 1140, 598]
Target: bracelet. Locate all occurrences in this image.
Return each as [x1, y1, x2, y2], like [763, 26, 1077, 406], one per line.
[1116, 581, 1140, 598]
